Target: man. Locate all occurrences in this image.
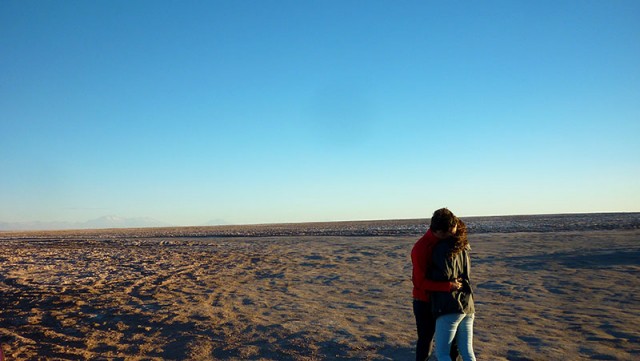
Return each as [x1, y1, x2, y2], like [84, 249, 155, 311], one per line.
[411, 208, 462, 361]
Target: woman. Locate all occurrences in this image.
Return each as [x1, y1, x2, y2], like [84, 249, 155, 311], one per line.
[430, 219, 476, 361]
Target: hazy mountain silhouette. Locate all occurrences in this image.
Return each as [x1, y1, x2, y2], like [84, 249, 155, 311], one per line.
[81, 216, 171, 229]
[0, 215, 171, 231]
[202, 219, 231, 226]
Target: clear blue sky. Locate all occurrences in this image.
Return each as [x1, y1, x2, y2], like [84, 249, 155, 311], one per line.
[1, 1, 639, 226]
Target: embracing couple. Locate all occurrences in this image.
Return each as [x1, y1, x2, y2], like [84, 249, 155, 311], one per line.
[411, 208, 476, 361]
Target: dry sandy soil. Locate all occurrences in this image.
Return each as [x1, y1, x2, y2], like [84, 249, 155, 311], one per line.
[0, 214, 639, 360]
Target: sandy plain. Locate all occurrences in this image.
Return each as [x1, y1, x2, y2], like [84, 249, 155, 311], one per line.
[0, 213, 639, 360]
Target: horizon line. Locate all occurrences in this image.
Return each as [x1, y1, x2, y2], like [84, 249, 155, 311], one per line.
[1, 211, 639, 233]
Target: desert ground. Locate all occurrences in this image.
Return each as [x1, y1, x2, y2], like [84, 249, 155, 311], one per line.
[0, 213, 639, 360]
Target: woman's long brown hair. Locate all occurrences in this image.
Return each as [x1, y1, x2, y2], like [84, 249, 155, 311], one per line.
[448, 218, 469, 259]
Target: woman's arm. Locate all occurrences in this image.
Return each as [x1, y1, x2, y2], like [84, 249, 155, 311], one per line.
[430, 242, 454, 282]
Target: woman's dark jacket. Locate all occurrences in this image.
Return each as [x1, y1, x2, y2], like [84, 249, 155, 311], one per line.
[430, 239, 475, 318]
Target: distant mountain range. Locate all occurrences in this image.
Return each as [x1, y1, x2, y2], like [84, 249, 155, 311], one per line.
[0, 215, 172, 231]
[201, 219, 230, 226]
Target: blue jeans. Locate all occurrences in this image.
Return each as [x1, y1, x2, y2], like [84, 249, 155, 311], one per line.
[434, 313, 475, 361]
[413, 300, 460, 361]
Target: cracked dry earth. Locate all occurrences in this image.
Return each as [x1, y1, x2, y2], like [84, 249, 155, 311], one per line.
[1, 229, 639, 360]
[0, 236, 416, 360]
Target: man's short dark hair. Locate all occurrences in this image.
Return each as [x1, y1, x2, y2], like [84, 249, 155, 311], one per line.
[430, 208, 458, 232]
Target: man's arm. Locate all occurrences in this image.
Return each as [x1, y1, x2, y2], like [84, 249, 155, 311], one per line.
[412, 243, 453, 292]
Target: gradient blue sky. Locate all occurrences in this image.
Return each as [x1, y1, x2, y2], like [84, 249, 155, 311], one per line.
[1, 1, 639, 226]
